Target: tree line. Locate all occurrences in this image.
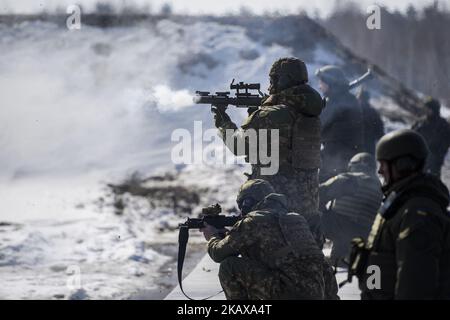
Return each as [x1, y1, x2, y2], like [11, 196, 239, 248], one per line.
[322, 1, 450, 108]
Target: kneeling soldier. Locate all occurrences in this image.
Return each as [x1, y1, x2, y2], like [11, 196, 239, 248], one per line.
[201, 179, 338, 300]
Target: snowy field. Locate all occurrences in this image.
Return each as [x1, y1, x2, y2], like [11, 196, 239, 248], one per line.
[0, 17, 449, 299]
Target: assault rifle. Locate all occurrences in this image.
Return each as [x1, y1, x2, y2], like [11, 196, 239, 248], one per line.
[177, 204, 241, 300]
[194, 79, 266, 108]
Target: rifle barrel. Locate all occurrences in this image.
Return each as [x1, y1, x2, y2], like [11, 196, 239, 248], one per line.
[193, 95, 262, 107]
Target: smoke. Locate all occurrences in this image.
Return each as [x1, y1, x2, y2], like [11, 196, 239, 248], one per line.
[148, 85, 194, 112]
[0, 19, 290, 180]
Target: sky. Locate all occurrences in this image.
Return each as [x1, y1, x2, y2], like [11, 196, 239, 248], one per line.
[0, 0, 442, 17]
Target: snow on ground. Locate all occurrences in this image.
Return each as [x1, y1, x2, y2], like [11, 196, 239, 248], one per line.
[0, 18, 278, 299]
[0, 17, 448, 299]
[0, 164, 248, 299]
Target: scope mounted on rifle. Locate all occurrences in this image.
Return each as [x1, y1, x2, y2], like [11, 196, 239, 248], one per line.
[193, 79, 266, 108]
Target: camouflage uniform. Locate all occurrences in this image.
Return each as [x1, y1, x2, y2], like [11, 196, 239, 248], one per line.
[216, 82, 324, 232]
[411, 98, 450, 177]
[207, 180, 338, 299]
[320, 153, 383, 266]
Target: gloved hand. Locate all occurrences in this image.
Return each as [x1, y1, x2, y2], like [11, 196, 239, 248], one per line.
[211, 105, 231, 128]
[200, 223, 226, 241]
[247, 107, 258, 116]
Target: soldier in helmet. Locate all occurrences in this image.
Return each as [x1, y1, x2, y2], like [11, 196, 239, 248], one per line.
[315, 65, 364, 181]
[319, 152, 383, 266]
[356, 88, 384, 155]
[411, 97, 450, 178]
[201, 179, 339, 300]
[212, 57, 324, 241]
[358, 129, 450, 300]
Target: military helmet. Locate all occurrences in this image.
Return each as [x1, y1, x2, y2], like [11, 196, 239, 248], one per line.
[376, 129, 429, 162]
[236, 179, 275, 204]
[269, 57, 308, 83]
[315, 65, 348, 87]
[348, 152, 376, 173]
[423, 97, 441, 114]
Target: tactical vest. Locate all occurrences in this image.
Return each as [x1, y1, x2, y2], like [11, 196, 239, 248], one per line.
[277, 212, 323, 258]
[291, 114, 321, 169]
[258, 85, 323, 170]
[364, 188, 450, 299]
[331, 173, 382, 229]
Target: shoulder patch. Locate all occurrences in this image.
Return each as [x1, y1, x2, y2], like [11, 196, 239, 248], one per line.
[398, 227, 411, 240]
[416, 210, 429, 216]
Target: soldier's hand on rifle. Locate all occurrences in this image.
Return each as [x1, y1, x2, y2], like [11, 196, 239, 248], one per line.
[247, 107, 258, 116]
[200, 223, 227, 241]
[211, 105, 231, 128]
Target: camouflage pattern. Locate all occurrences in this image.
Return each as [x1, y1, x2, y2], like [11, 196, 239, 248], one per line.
[216, 84, 324, 233]
[237, 179, 275, 204]
[361, 173, 450, 300]
[269, 57, 308, 83]
[412, 99, 450, 177]
[207, 191, 338, 299]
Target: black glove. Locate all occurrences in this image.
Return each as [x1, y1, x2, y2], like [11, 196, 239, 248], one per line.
[211, 105, 231, 128]
[247, 107, 258, 116]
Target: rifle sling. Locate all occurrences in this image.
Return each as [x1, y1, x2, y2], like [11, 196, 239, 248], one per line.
[177, 226, 223, 300]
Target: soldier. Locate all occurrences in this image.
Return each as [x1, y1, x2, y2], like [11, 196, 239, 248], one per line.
[411, 97, 450, 178]
[356, 88, 384, 155]
[201, 179, 339, 300]
[212, 57, 324, 240]
[320, 152, 383, 266]
[315, 65, 364, 181]
[359, 129, 450, 300]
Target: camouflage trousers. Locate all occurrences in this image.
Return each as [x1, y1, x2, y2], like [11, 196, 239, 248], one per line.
[250, 165, 322, 243]
[218, 256, 326, 300]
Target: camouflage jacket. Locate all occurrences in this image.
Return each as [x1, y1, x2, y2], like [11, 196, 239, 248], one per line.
[217, 84, 323, 168]
[207, 193, 327, 293]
